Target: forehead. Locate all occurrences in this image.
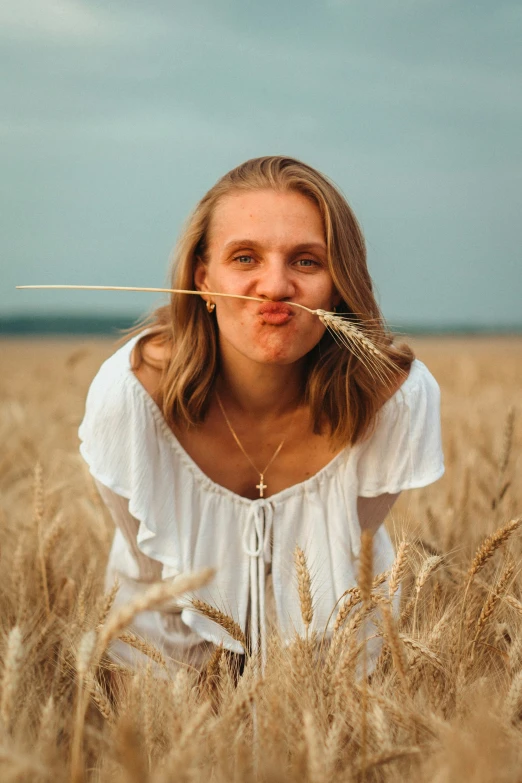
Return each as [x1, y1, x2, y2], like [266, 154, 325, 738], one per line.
[207, 189, 325, 250]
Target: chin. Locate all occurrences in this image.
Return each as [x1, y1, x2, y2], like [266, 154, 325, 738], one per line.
[251, 340, 313, 366]
[256, 351, 302, 366]
[222, 324, 323, 366]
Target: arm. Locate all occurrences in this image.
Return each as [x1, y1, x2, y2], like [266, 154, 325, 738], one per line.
[94, 477, 162, 582]
[357, 492, 400, 536]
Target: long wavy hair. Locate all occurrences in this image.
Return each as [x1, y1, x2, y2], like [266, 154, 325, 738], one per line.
[119, 155, 414, 447]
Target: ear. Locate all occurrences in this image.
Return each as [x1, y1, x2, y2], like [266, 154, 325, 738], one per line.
[194, 255, 210, 293]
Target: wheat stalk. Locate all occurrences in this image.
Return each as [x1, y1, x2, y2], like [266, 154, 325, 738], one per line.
[358, 531, 374, 605]
[358, 530, 374, 780]
[96, 576, 121, 628]
[0, 626, 24, 729]
[381, 602, 410, 698]
[70, 629, 97, 783]
[459, 517, 522, 646]
[16, 284, 394, 380]
[320, 569, 389, 655]
[41, 512, 66, 566]
[504, 670, 522, 724]
[364, 746, 421, 771]
[493, 406, 515, 511]
[76, 630, 96, 678]
[33, 462, 51, 618]
[37, 695, 56, 749]
[98, 568, 215, 657]
[303, 709, 323, 783]
[204, 644, 224, 705]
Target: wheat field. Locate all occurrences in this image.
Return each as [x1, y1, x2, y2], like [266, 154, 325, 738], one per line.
[1, 334, 521, 783]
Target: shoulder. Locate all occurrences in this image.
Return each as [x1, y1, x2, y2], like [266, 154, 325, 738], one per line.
[382, 359, 441, 413]
[362, 359, 441, 444]
[78, 334, 171, 500]
[81, 334, 154, 428]
[131, 335, 170, 403]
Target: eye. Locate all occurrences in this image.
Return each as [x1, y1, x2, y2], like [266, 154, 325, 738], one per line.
[295, 258, 320, 268]
[233, 255, 255, 264]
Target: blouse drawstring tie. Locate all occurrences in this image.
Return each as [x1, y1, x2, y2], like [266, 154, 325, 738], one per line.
[242, 500, 274, 673]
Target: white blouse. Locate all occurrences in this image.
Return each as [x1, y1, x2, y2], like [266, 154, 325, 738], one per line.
[78, 331, 445, 671]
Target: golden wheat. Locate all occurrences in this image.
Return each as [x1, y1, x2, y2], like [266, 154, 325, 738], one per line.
[0, 335, 521, 782]
[294, 545, 314, 631]
[190, 597, 247, 649]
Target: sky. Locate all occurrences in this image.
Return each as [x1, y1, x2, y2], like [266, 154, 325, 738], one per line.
[2, 0, 521, 330]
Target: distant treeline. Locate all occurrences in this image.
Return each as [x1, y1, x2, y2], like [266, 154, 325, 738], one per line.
[0, 314, 521, 336]
[0, 314, 142, 336]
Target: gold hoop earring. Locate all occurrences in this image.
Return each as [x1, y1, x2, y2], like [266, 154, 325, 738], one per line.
[206, 300, 216, 313]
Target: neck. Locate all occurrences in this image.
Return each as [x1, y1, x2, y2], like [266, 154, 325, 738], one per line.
[216, 348, 305, 419]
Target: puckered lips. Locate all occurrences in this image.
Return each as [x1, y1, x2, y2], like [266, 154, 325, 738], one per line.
[257, 302, 294, 325]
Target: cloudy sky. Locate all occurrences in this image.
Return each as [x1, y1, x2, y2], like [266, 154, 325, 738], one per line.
[2, 0, 521, 329]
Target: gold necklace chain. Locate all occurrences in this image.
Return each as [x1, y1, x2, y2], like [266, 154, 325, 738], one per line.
[215, 392, 291, 498]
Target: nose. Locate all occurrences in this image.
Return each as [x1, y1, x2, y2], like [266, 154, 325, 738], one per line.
[255, 258, 296, 301]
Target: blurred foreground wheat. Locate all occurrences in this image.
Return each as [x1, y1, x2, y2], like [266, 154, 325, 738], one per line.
[0, 335, 521, 783]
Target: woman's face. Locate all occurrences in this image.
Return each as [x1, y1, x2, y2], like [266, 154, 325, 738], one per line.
[195, 188, 340, 366]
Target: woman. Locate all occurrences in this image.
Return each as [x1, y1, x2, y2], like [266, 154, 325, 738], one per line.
[78, 155, 444, 677]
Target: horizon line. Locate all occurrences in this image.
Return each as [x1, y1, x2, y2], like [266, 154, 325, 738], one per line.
[1, 313, 521, 337]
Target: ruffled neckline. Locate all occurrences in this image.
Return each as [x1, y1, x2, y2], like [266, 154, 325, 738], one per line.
[120, 331, 420, 507]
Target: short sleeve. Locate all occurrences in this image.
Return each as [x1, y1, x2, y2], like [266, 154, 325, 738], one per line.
[356, 359, 445, 497]
[78, 357, 154, 499]
[77, 345, 184, 577]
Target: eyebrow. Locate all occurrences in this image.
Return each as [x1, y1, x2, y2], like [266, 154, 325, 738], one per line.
[223, 239, 327, 253]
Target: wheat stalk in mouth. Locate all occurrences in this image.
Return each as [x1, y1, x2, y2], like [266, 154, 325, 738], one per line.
[16, 283, 396, 380]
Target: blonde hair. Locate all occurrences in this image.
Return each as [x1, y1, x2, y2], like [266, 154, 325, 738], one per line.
[119, 155, 414, 447]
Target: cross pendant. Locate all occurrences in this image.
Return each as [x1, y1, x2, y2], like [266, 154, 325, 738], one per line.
[256, 475, 267, 498]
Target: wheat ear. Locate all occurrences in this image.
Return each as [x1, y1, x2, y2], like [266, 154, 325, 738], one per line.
[118, 631, 169, 669]
[334, 570, 390, 632]
[459, 517, 521, 647]
[96, 576, 121, 628]
[504, 670, 522, 724]
[294, 545, 314, 636]
[412, 555, 444, 634]
[97, 567, 215, 657]
[468, 518, 521, 582]
[190, 598, 247, 649]
[70, 630, 97, 783]
[472, 558, 515, 650]
[388, 540, 410, 598]
[315, 309, 397, 385]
